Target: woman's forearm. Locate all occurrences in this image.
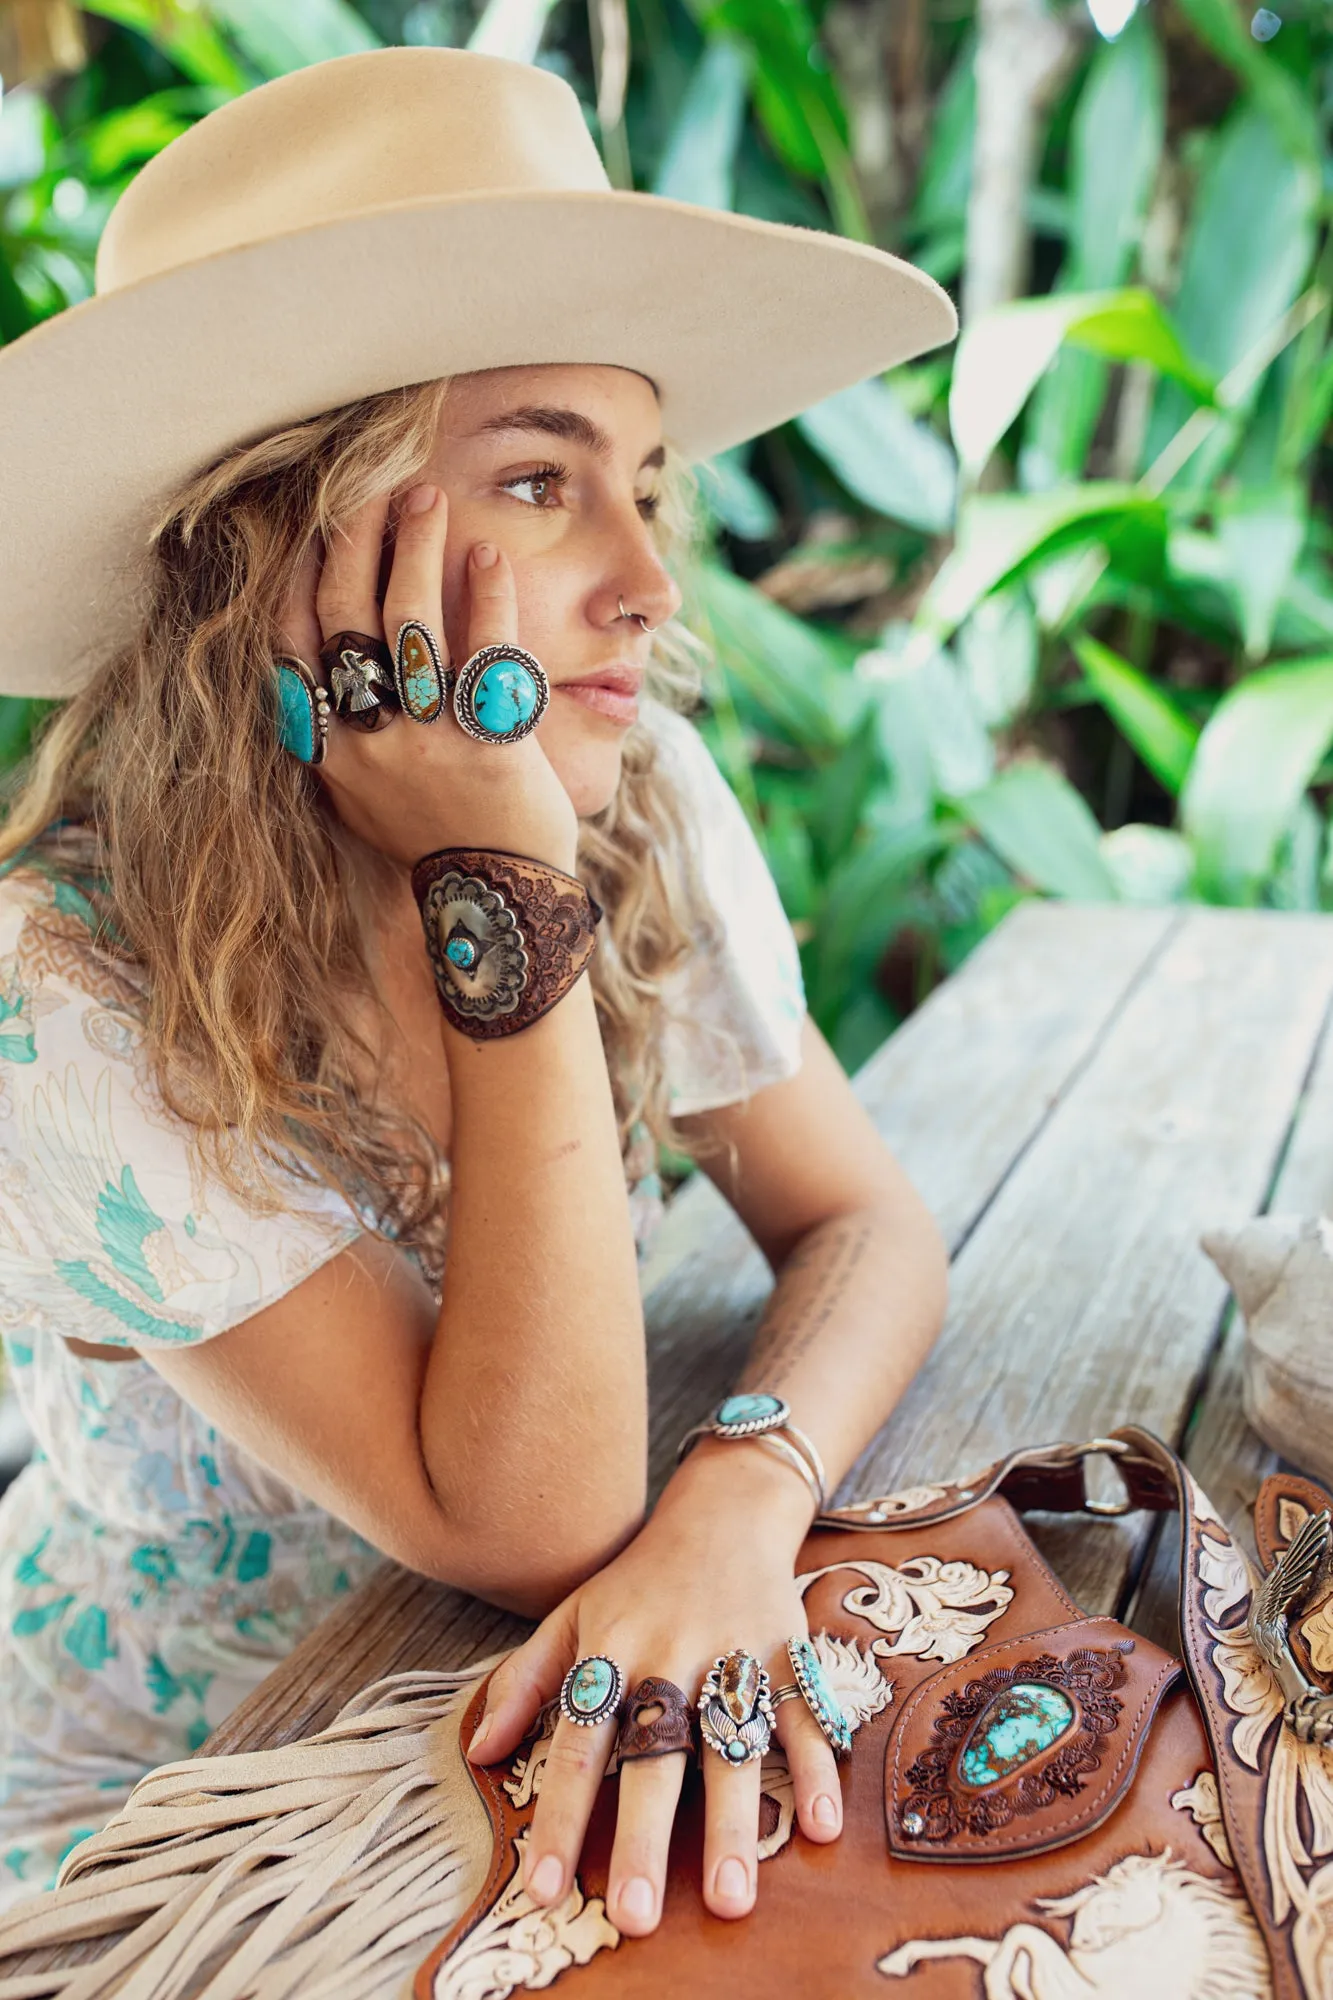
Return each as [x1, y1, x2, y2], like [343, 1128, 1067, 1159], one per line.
[679, 1194, 949, 1516]
[419, 976, 648, 1591]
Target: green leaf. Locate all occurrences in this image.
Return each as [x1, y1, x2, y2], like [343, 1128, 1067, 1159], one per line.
[1181, 655, 1333, 902]
[1099, 824, 1195, 904]
[1067, 13, 1164, 292]
[693, 0, 867, 240]
[796, 378, 957, 534]
[83, 1, 250, 91]
[1216, 484, 1307, 661]
[808, 820, 954, 1016]
[1173, 0, 1320, 168]
[207, 0, 380, 76]
[910, 43, 974, 239]
[861, 638, 995, 807]
[695, 448, 780, 541]
[955, 588, 1039, 730]
[916, 485, 1168, 646]
[78, 90, 228, 181]
[955, 762, 1119, 902]
[467, 0, 562, 60]
[652, 36, 751, 209]
[1142, 106, 1318, 468]
[1071, 634, 1199, 796]
[688, 563, 864, 752]
[951, 290, 1212, 482]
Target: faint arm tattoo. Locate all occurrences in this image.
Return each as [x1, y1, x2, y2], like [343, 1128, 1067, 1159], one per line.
[739, 1214, 876, 1392]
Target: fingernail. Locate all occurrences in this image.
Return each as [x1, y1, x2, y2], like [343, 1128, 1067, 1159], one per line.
[529, 1854, 564, 1901]
[468, 1716, 493, 1759]
[715, 1857, 748, 1901]
[473, 542, 498, 568]
[813, 1793, 840, 1829]
[618, 1877, 656, 1923]
[405, 484, 438, 514]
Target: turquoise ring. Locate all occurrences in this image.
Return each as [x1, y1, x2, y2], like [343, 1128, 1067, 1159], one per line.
[452, 643, 549, 745]
[787, 1635, 854, 1755]
[559, 1654, 626, 1729]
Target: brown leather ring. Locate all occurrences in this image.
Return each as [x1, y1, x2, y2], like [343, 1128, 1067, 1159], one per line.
[615, 1678, 696, 1763]
[318, 629, 398, 731]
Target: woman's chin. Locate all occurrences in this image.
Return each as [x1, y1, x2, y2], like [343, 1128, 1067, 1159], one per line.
[546, 740, 627, 822]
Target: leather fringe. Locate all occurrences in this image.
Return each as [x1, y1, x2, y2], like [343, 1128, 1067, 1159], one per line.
[0, 1665, 505, 2000]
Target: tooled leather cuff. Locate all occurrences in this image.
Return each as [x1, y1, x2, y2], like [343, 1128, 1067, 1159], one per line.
[410, 847, 602, 1038]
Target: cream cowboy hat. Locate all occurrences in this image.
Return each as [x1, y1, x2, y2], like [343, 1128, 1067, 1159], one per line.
[0, 45, 957, 698]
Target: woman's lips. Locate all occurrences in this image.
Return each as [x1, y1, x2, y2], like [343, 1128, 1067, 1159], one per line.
[560, 684, 639, 724]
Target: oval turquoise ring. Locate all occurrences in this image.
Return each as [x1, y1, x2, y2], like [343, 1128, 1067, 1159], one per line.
[558, 1654, 626, 1729]
[452, 643, 550, 745]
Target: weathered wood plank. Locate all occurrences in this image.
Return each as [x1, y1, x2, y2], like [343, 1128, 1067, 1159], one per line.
[1129, 968, 1333, 1643]
[852, 906, 1333, 1614]
[639, 902, 1179, 1498]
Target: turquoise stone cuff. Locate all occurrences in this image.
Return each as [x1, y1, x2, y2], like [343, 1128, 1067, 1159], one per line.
[410, 847, 601, 1039]
[675, 1393, 829, 1513]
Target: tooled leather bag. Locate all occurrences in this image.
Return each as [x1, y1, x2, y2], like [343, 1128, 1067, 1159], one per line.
[416, 1423, 1333, 2000]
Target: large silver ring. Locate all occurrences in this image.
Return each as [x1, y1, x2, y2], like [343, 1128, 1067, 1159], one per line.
[559, 1654, 626, 1729]
[698, 1649, 776, 1765]
[452, 643, 550, 745]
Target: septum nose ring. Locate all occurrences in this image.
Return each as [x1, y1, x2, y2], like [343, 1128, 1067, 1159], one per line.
[619, 595, 656, 632]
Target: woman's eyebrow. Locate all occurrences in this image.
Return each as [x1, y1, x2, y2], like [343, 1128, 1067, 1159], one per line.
[469, 404, 666, 472]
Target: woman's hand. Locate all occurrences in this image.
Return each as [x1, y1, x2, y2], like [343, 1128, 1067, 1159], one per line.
[465, 1442, 842, 1936]
[278, 484, 578, 872]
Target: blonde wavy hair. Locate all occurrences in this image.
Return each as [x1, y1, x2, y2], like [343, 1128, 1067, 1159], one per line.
[0, 375, 720, 1274]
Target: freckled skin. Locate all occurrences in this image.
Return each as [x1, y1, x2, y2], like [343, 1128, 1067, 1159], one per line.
[407, 362, 682, 820]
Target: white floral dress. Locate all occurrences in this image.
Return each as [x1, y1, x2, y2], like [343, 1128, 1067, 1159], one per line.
[0, 702, 807, 1911]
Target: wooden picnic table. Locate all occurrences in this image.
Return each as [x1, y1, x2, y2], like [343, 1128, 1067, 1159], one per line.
[6, 896, 1333, 1978]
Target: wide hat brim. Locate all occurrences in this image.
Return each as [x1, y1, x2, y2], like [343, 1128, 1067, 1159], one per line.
[0, 187, 956, 698]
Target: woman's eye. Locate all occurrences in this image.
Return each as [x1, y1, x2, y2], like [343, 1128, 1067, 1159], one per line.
[502, 473, 560, 507]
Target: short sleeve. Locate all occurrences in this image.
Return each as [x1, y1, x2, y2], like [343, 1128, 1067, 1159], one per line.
[0, 869, 366, 1350]
[642, 702, 807, 1117]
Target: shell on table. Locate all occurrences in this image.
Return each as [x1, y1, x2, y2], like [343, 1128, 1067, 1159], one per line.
[1200, 1213, 1333, 1489]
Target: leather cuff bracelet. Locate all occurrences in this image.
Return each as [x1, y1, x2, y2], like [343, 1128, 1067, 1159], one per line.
[410, 846, 602, 1038]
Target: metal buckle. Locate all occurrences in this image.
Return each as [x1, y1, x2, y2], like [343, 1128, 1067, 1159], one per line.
[1249, 1508, 1333, 1743]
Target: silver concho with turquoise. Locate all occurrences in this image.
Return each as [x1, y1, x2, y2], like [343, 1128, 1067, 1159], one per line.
[559, 1654, 626, 1728]
[419, 870, 529, 1022]
[787, 1635, 854, 1755]
[698, 1649, 776, 1765]
[452, 643, 550, 745]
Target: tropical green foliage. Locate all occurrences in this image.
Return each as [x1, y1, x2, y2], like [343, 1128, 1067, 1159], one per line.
[3, 0, 1333, 1071]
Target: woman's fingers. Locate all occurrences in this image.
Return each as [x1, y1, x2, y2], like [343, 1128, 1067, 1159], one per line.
[605, 1751, 688, 1936]
[466, 1600, 577, 1766]
[700, 1737, 763, 1919]
[315, 488, 393, 645]
[381, 483, 451, 669]
[524, 1710, 619, 1905]
[465, 538, 517, 657]
[774, 1693, 843, 1843]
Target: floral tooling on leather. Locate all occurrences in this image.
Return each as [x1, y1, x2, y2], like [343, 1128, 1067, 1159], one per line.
[1198, 1487, 1333, 1994]
[876, 1849, 1270, 1997]
[899, 1646, 1128, 1842]
[429, 1830, 619, 2000]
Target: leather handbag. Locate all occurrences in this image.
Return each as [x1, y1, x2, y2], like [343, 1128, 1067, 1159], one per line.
[3, 1423, 1330, 2000]
[416, 1423, 1333, 2000]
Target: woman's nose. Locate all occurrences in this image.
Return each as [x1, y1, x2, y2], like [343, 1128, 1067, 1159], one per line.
[612, 545, 682, 632]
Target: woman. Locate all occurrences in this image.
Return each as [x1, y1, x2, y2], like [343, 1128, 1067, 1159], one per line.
[0, 42, 955, 1948]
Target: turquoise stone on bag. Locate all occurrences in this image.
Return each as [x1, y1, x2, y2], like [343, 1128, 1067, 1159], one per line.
[473, 659, 539, 737]
[717, 1393, 783, 1427]
[958, 1682, 1075, 1788]
[276, 663, 315, 764]
[568, 1657, 616, 1718]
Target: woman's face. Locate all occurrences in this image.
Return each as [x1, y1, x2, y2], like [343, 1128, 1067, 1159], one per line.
[413, 362, 683, 818]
